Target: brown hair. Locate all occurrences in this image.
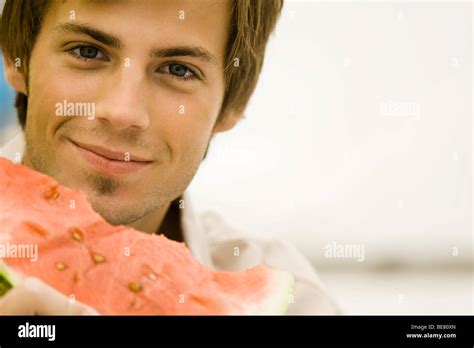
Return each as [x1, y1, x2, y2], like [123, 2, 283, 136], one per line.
[0, 0, 283, 128]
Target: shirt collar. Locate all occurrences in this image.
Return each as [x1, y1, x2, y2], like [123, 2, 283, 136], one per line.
[0, 129, 25, 162]
[179, 191, 213, 267]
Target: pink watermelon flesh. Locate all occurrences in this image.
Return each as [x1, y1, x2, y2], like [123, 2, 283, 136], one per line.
[0, 157, 294, 314]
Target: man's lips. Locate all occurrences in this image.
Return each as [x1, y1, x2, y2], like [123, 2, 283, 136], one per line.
[69, 139, 153, 176]
[70, 140, 153, 162]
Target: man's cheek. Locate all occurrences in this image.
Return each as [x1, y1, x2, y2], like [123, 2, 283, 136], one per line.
[183, 135, 210, 168]
[29, 71, 65, 118]
[25, 92, 55, 145]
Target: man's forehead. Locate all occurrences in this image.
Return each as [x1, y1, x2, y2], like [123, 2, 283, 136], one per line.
[56, 0, 229, 17]
[46, 0, 230, 60]
[49, 0, 231, 32]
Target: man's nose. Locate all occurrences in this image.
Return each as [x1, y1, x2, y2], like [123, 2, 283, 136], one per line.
[95, 65, 150, 131]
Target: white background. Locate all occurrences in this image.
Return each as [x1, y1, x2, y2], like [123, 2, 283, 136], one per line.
[189, 0, 472, 266]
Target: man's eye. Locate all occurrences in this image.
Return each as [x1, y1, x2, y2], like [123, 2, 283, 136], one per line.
[160, 63, 197, 81]
[68, 45, 107, 61]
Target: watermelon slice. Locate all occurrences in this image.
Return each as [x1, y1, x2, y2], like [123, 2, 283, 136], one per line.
[0, 157, 294, 315]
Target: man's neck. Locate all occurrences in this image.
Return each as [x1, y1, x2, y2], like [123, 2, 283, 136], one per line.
[156, 198, 184, 242]
[129, 201, 172, 234]
[129, 197, 183, 242]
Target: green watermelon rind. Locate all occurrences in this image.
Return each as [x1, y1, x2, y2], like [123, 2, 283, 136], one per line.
[257, 270, 295, 315]
[0, 260, 19, 297]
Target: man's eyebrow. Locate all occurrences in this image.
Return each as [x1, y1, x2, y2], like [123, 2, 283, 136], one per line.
[54, 22, 123, 49]
[150, 46, 218, 66]
[54, 22, 218, 66]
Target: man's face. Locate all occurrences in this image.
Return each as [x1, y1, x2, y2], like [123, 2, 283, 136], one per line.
[18, 0, 232, 225]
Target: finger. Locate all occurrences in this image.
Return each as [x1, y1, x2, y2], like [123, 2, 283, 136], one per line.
[0, 277, 98, 315]
[0, 283, 38, 314]
[24, 278, 99, 315]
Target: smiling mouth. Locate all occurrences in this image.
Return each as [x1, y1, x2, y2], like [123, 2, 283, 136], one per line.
[69, 139, 153, 176]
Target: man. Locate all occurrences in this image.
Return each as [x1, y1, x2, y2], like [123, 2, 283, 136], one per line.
[0, 0, 338, 314]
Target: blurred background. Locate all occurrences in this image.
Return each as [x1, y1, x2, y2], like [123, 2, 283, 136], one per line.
[1, 0, 472, 314]
[189, 0, 473, 314]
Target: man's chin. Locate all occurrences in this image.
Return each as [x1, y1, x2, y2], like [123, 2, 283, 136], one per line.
[87, 195, 143, 226]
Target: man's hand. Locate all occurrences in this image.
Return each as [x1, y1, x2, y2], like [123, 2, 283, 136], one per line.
[0, 276, 98, 315]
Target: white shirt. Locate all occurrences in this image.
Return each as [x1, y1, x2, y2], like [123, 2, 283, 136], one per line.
[1, 132, 340, 314]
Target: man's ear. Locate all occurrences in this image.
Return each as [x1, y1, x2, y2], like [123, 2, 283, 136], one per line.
[3, 56, 27, 95]
[212, 108, 245, 134]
